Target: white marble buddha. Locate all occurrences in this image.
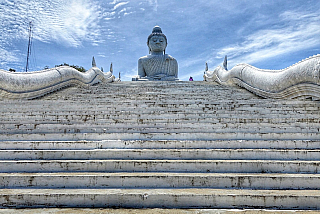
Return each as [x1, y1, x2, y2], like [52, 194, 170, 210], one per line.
[133, 26, 178, 81]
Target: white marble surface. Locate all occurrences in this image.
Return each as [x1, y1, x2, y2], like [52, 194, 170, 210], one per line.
[0, 66, 115, 99]
[204, 54, 320, 99]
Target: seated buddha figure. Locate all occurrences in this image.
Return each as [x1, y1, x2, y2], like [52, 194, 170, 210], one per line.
[134, 26, 178, 81]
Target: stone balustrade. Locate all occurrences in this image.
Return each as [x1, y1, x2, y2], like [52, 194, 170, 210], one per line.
[204, 54, 320, 100]
[0, 66, 115, 99]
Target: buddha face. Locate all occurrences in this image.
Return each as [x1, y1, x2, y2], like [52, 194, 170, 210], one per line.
[148, 35, 167, 53]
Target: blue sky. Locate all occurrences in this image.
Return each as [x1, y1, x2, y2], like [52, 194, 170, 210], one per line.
[0, 0, 320, 81]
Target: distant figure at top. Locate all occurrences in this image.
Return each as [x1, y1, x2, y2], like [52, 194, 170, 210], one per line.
[133, 26, 178, 81]
[189, 76, 193, 81]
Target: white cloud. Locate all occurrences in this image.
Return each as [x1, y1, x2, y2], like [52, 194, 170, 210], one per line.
[0, 47, 19, 67]
[103, 1, 135, 20]
[113, 2, 129, 10]
[123, 11, 135, 16]
[215, 9, 320, 67]
[0, 0, 107, 69]
[119, 8, 127, 14]
[0, 0, 103, 48]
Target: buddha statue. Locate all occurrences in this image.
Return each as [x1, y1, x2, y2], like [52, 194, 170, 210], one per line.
[133, 26, 178, 81]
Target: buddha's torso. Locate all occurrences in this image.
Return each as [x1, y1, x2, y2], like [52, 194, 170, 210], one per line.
[140, 54, 178, 78]
[135, 25, 179, 81]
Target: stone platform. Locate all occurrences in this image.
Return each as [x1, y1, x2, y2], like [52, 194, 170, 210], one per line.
[0, 81, 319, 210]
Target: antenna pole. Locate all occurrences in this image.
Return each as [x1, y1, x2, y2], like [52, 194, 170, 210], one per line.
[25, 22, 32, 72]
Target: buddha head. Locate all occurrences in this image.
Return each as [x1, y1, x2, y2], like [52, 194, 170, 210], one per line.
[147, 26, 167, 54]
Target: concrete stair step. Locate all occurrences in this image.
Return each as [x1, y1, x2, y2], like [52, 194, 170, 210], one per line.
[4, 120, 319, 127]
[2, 108, 317, 114]
[51, 94, 243, 98]
[1, 109, 317, 118]
[1, 160, 319, 173]
[1, 100, 318, 110]
[1, 115, 318, 124]
[3, 108, 318, 115]
[1, 103, 318, 110]
[1, 172, 319, 190]
[2, 94, 259, 102]
[43, 94, 257, 100]
[0, 149, 319, 160]
[37, 96, 311, 102]
[1, 102, 318, 110]
[1, 132, 319, 141]
[1, 140, 319, 150]
[2, 118, 318, 129]
[48, 91, 256, 97]
[0, 188, 319, 209]
[2, 125, 319, 135]
[2, 209, 318, 214]
[0, 94, 317, 102]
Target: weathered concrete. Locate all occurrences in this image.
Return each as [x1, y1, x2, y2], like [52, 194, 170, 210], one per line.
[1, 189, 320, 209]
[0, 209, 319, 213]
[1, 160, 319, 173]
[0, 81, 319, 210]
[1, 132, 320, 141]
[0, 149, 319, 160]
[1, 140, 319, 150]
[1, 173, 320, 190]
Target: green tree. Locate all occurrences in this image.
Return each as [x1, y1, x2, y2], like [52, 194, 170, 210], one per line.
[55, 63, 86, 73]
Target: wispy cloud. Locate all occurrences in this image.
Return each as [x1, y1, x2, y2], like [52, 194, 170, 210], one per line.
[0, 47, 19, 67]
[106, 0, 133, 19]
[113, 1, 129, 10]
[0, 0, 105, 69]
[215, 9, 320, 67]
[0, 0, 103, 47]
[147, 0, 158, 12]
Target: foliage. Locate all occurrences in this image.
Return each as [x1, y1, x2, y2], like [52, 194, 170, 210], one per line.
[9, 68, 16, 72]
[55, 63, 86, 72]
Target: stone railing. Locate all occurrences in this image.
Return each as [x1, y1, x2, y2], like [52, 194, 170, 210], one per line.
[0, 66, 115, 99]
[204, 54, 320, 100]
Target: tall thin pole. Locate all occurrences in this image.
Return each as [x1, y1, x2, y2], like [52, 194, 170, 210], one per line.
[25, 22, 32, 72]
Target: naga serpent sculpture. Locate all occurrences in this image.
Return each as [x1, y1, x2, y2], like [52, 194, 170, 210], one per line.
[204, 54, 320, 99]
[0, 59, 115, 99]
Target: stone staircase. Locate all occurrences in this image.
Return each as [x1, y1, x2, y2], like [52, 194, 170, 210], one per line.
[0, 81, 319, 209]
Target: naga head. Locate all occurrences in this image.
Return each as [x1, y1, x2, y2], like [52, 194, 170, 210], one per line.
[204, 63, 222, 82]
